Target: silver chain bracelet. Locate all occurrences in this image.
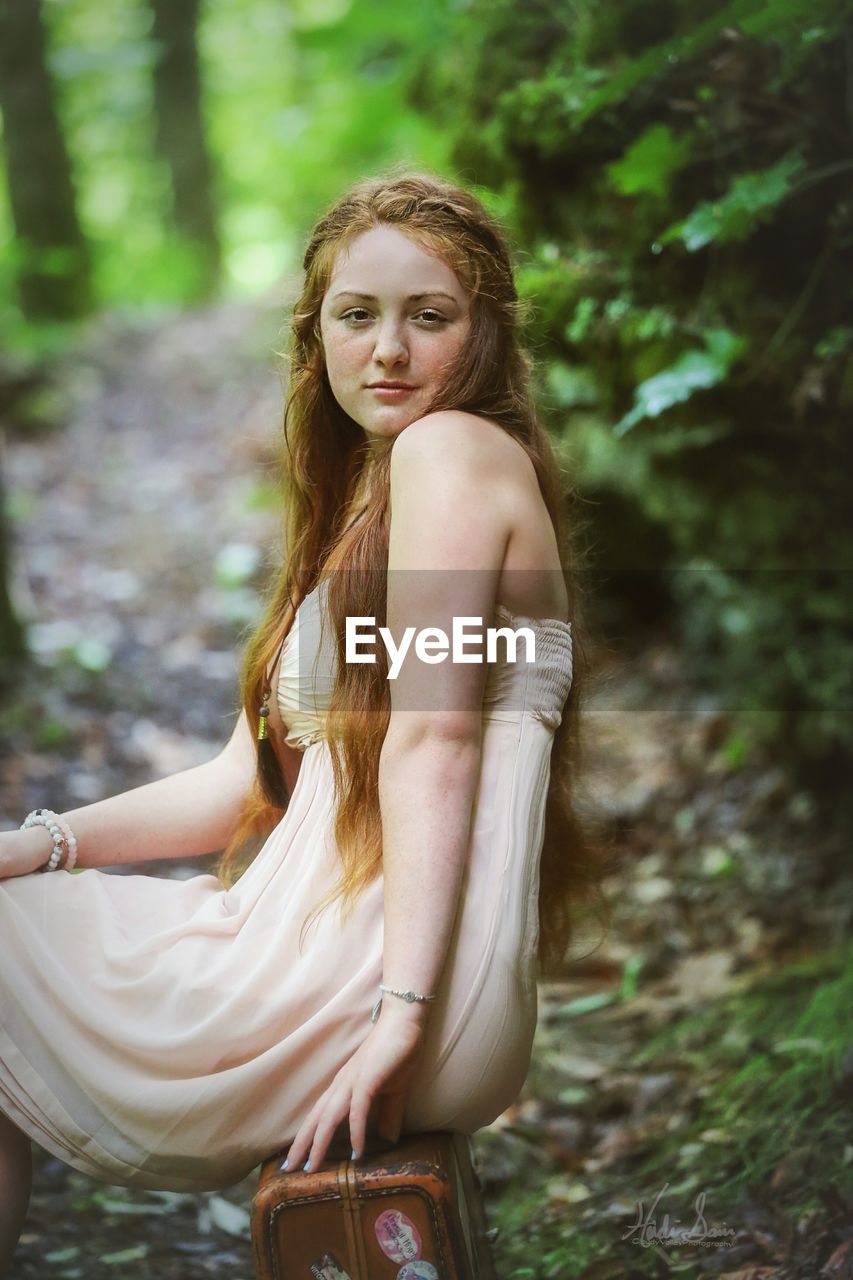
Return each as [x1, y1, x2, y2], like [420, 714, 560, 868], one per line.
[370, 984, 436, 1024]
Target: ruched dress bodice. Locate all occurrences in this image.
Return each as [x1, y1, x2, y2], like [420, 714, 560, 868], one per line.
[278, 577, 573, 749]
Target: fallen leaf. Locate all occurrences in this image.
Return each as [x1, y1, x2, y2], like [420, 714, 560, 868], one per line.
[822, 1239, 853, 1274]
[668, 951, 736, 1002]
[44, 1247, 80, 1263]
[98, 1244, 149, 1264]
[206, 1193, 252, 1238]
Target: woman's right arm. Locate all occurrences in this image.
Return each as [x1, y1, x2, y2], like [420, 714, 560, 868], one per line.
[0, 707, 259, 879]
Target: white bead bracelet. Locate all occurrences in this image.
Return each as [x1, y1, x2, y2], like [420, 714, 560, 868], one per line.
[21, 809, 78, 872]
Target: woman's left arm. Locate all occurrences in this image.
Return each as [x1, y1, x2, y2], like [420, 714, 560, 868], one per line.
[283, 412, 515, 1171]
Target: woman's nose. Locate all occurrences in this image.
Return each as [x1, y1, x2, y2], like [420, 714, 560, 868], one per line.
[372, 323, 409, 366]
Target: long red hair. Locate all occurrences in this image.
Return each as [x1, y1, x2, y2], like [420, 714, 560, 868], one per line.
[215, 168, 605, 974]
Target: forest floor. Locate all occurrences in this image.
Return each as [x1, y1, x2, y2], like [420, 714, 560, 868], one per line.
[1, 298, 851, 1280]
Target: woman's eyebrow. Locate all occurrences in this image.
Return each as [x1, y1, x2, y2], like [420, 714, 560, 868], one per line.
[331, 290, 460, 303]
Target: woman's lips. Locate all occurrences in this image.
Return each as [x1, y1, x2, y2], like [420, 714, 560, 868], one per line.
[368, 385, 416, 398]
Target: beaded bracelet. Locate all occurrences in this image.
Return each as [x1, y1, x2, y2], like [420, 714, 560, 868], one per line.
[370, 984, 437, 1024]
[21, 809, 78, 872]
[47, 811, 78, 870]
[54, 813, 78, 870]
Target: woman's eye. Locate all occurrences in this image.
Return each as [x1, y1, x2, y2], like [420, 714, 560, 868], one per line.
[339, 308, 447, 325]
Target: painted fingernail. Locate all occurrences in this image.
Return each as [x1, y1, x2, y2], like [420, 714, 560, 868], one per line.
[303, 1161, 311, 1172]
[282, 1159, 289, 1171]
[351, 1149, 357, 1161]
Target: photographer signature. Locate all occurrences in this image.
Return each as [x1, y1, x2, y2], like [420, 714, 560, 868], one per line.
[621, 1182, 737, 1248]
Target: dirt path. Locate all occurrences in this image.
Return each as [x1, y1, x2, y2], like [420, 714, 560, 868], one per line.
[2, 295, 288, 828]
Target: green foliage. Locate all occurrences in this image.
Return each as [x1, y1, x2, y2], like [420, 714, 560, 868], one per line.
[614, 328, 748, 435]
[606, 123, 693, 200]
[488, 948, 852, 1276]
[415, 0, 853, 806]
[34, 717, 72, 749]
[660, 148, 808, 250]
[636, 947, 853, 1198]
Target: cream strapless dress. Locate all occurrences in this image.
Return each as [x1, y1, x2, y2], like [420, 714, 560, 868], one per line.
[0, 580, 572, 1191]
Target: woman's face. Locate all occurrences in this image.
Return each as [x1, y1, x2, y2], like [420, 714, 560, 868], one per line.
[319, 224, 471, 445]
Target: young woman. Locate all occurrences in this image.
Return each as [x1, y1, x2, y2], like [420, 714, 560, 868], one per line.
[0, 171, 596, 1270]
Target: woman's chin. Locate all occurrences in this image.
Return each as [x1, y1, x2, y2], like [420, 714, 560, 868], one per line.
[361, 412, 422, 441]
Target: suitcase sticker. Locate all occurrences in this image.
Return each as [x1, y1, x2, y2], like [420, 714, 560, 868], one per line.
[374, 1208, 423, 1264]
[308, 1252, 352, 1280]
[398, 1263, 440, 1279]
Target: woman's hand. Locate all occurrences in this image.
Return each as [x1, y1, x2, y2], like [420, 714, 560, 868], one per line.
[283, 1004, 427, 1172]
[0, 827, 52, 880]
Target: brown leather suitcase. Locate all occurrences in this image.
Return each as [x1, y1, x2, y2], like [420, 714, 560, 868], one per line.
[251, 1130, 497, 1280]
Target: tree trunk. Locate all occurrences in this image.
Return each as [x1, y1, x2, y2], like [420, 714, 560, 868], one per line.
[149, 0, 221, 297]
[0, 446, 26, 668]
[0, 0, 91, 320]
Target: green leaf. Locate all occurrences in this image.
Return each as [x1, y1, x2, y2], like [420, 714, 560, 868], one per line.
[214, 542, 263, 588]
[204, 1193, 252, 1238]
[98, 1197, 176, 1215]
[71, 637, 113, 673]
[660, 150, 807, 250]
[606, 124, 694, 200]
[545, 361, 600, 408]
[291, 0, 354, 29]
[815, 325, 853, 360]
[35, 718, 72, 749]
[555, 991, 616, 1018]
[565, 296, 597, 345]
[620, 953, 645, 1000]
[98, 1244, 148, 1263]
[614, 328, 748, 435]
[722, 732, 750, 768]
[703, 327, 749, 368]
[772, 1037, 825, 1055]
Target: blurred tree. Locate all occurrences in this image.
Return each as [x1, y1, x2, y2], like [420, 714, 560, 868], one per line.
[149, 0, 221, 298]
[0, 449, 24, 668]
[0, 0, 91, 320]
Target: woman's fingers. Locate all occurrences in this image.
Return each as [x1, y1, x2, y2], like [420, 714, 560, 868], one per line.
[376, 1087, 407, 1145]
[284, 1085, 333, 1169]
[287, 1081, 379, 1170]
[348, 1083, 373, 1160]
[306, 1089, 352, 1171]
[289, 1074, 362, 1171]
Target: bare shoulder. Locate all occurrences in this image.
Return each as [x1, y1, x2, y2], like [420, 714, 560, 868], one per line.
[391, 410, 532, 485]
[387, 411, 519, 573]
